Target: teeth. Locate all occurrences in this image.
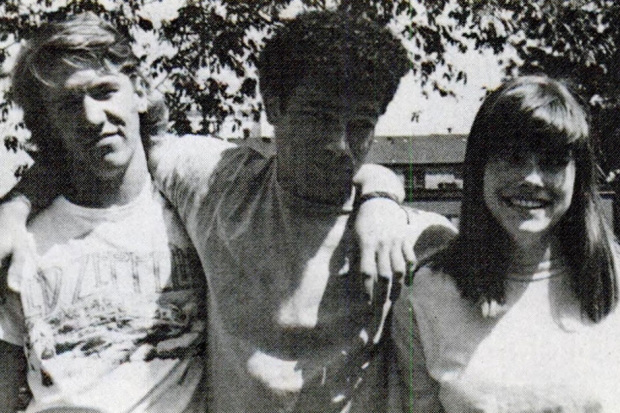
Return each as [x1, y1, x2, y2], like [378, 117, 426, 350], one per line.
[509, 198, 545, 208]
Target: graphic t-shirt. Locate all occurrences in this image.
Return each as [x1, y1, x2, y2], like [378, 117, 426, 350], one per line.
[0, 182, 206, 413]
[152, 135, 455, 412]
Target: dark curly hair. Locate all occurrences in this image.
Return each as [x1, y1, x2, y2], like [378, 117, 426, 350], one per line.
[11, 12, 167, 167]
[257, 10, 409, 115]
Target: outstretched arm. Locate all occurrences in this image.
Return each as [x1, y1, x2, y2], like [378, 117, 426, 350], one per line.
[353, 165, 456, 296]
[0, 192, 36, 293]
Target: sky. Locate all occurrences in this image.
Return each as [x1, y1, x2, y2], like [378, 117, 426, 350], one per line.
[373, 47, 505, 136]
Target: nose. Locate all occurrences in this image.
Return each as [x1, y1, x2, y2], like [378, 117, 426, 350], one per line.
[82, 95, 107, 126]
[521, 154, 544, 187]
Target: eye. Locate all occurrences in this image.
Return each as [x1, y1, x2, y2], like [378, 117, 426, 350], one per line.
[48, 92, 82, 115]
[89, 85, 118, 100]
[493, 146, 527, 165]
[540, 150, 573, 168]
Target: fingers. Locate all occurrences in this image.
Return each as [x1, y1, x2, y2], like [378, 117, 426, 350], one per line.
[402, 238, 416, 267]
[390, 241, 407, 278]
[402, 238, 417, 286]
[359, 241, 379, 284]
[361, 238, 416, 300]
[377, 242, 393, 280]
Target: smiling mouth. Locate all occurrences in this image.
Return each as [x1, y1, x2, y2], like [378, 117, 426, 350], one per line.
[503, 196, 551, 209]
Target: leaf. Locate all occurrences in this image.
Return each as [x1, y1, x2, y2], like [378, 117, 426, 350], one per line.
[137, 16, 153, 31]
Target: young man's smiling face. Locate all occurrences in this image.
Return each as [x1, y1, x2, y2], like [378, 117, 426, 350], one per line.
[44, 67, 147, 181]
[271, 76, 381, 205]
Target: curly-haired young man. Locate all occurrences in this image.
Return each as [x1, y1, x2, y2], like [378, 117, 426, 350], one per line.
[150, 10, 455, 412]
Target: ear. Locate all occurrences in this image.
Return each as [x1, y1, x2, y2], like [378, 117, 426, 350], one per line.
[263, 95, 282, 125]
[132, 76, 149, 114]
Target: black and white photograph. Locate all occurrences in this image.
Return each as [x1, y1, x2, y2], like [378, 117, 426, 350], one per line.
[0, 1, 619, 412]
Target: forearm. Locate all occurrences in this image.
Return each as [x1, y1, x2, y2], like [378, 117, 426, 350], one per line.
[0, 187, 39, 293]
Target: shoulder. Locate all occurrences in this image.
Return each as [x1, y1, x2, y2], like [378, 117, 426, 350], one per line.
[402, 208, 457, 260]
[402, 208, 457, 236]
[208, 144, 273, 187]
[28, 196, 70, 236]
[395, 263, 462, 320]
[410, 264, 462, 307]
[150, 134, 238, 184]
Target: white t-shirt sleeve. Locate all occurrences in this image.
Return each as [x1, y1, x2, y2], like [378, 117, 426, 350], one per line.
[404, 209, 457, 263]
[149, 134, 236, 226]
[0, 292, 25, 346]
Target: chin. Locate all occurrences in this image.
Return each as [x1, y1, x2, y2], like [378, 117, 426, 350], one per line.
[90, 163, 128, 180]
[517, 219, 553, 233]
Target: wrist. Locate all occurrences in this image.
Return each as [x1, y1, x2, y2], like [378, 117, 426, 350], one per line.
[358, 191, 402, 205]
[357, 192, 410, 224]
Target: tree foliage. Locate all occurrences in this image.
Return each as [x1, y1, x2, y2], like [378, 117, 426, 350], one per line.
[0, 0, 513, 137]
[449, 0, 620, 175]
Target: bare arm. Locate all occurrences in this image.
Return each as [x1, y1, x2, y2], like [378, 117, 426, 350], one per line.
[353, 164, 405, 203]
[0, 193, 36, 292]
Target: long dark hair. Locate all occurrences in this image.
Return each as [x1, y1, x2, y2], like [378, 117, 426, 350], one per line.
[434, 75, 617, 322]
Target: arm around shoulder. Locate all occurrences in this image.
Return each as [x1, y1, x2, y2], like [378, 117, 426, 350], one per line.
[147, 134, 236, 217]
[354, 164, 405, 202]
[405, 209, 456, 265]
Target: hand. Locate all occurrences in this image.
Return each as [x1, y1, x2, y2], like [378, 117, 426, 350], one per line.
[355, 198, 412, 302]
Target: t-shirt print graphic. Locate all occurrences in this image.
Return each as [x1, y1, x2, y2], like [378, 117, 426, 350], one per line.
[23, 246, 204, 389]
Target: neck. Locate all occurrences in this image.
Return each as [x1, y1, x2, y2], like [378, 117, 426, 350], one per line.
[64, 151, 149, 208]
[274, 158, 355, 209]
[508, 232, 561, 270]
[276, 177, 356, 214]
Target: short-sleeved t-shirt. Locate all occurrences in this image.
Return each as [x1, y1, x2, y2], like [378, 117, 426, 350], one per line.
[393, 261, 620, 412]
[152, 135, 456, 412]
[0, 182, 207, 413]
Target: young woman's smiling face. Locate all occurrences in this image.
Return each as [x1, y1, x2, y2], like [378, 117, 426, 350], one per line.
[483, 144, 576, 247]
